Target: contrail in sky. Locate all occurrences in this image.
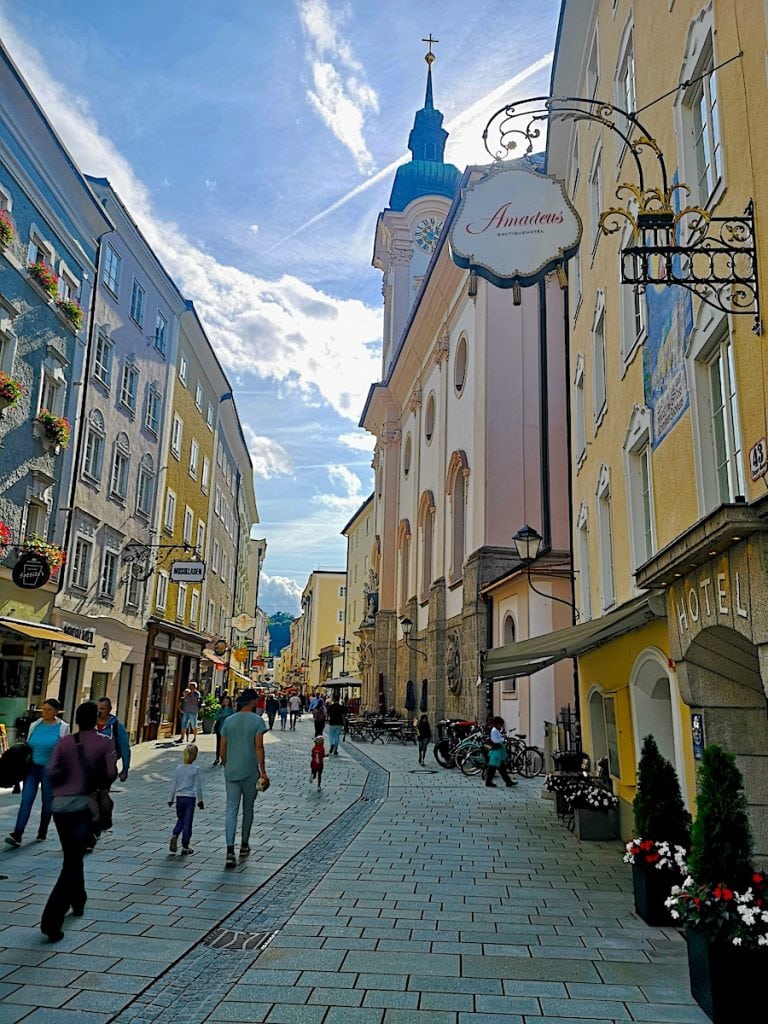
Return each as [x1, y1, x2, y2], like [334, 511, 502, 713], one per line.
[265, 52, 554, 254]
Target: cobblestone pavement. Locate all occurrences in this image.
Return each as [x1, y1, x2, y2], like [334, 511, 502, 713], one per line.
[0, 721, 708, 1024]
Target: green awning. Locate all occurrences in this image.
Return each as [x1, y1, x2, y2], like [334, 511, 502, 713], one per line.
[483, 593, 666, 681]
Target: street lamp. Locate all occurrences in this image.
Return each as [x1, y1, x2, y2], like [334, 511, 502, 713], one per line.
[512, 524, 543, 563]
[400, 617, 427, 659]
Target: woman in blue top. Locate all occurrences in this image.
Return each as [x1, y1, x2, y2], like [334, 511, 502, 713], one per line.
[5, 698, 69, 847]
[212, 695, 234, 766]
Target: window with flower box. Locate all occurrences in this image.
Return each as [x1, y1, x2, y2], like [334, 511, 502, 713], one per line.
[154, 311, 167, 356]
[57, 266, 79, 303]
[120, 362, 139, 415]
[102, 244, 121, 296]
[39, 372, 62, 419]
[27, 233, 53, 269]
[130, 279, 145, 328]
[93, 330, 113, 389]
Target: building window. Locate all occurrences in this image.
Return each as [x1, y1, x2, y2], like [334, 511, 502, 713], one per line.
[585, 30, 599, 98]
[425, 392, 435, 443]
[99, 549, 119, 601]
[126, 569, 143, 610]
[570, 246, 582, 321]
[503, 614, 515, 644]
[156, 571, 168, 612]
[419, 493, 434, 601]
[682, 34, 722, 206]
[196, 520, 205, 554]
[82, 410, 105, 482]
[597, 468, 615, 611]
[615, 25, 636, 156]
[171, 415, 183, 458]
[201, 456, 210, 494]
[214, 485, 221, 517]
[24, 499, 47, 540]
[178, 353, 188, 386]
[207, 402, 214, 430]
[577, 504, 592, 621]
[176, 583, 187, 623]
[136, 453, 155, 517]
[109, 433, 130, 502]
[589, 146, 603, 250]
[93, 330, 113, 388]
[574, 355, 586, 464]
[70, 537, 91, 591]
[593, 301, 607, 422]
[27, 232, 53, 268]
[190, 589, 200, 626]
[622, 275, 646, 361]
[212, 540, 220, 574]
[588, 689, 620, 778]
[120, 362, 139, 414]
[195, 381, 203, 410]
[130, 279, 145, 327]
[164, 489, 177, 534]
[145, 385, 161, 434]
[399, 529, 410, 611]
[454, 334, 468, 395]
[57, 266, 78, 303]
[183, 506, 193, 545]
[102, 244, 121, 296]
[624, 407, 655, 570]
[154, 311, 168, 356]
[403, 434, 412, 478]
[708, 333, 745, 503]
[448, 454, 468, 584]
[189, 438, 199, 479]
[206, 600, 215, 633]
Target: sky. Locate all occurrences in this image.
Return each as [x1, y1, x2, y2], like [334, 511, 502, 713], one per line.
[0, 0, 561, 615]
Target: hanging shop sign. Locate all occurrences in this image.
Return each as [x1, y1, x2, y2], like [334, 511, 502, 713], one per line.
[231, 613, 258, 632]
[212, 639, 229, 657]
[449, 164, 581, 289]
[170, 560, 206, 583]
[12, 552, 51, 589]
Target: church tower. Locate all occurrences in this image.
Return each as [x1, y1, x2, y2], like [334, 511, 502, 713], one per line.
[373, 44, 460, 376]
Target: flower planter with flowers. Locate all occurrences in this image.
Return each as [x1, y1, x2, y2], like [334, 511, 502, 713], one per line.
[36, 409, 71, 451]
[0, 209, 15, 250]
[27, 261, 58, 300]
[665, 745, 768, 1022]
[624, 735, 691, 926]
[20, 536, 66, 571]
[0, 371, 24, 412]
[0, 520, 11, 558]
[55, 296, 85, 332]
[545, 767, 619, 839]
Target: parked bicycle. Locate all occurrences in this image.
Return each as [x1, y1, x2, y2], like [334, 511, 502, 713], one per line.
[455, 730, 544, 778]
[433, 719, 478, 768]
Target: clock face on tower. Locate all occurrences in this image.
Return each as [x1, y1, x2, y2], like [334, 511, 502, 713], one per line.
[414, 217, 443, 254]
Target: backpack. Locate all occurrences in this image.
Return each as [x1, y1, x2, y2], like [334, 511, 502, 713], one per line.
[0, 742, 32, 788]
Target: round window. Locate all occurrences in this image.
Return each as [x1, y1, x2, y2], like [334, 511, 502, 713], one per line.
[425, 393, 436, 444]
[403, 434, 412, 477]
[454, 335, 468, 395]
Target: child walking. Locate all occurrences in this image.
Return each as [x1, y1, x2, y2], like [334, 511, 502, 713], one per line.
[310, 735, 325, 790]
[168, 744, 204, 854]
[417, 714, 432, 766]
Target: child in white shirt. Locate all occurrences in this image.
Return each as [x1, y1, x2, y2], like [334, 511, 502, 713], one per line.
[168, 744, 204, 855]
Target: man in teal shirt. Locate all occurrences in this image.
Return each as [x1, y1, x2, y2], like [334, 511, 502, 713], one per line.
[220, 688, 269, 869]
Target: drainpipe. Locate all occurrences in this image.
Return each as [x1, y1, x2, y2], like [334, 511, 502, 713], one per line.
[538, 278, 551, 551]
[561, 277, 581, 730]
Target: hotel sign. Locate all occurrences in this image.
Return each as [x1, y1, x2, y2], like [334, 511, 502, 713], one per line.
[449, 164, 582, 289]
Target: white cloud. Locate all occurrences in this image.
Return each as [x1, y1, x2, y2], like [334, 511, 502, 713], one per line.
[204, 179, 217, 192]
[0, 17, 382, 423]
[249, 223, 259, 235]
[259, 573, 302, 616]
[298, 0, 379, 174]
[338, 431, 375, 453]
[243, 426, 294, 479]
[314, 463, 364, 516]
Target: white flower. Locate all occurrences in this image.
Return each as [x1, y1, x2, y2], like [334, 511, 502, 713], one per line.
[732, 937, 742, 946]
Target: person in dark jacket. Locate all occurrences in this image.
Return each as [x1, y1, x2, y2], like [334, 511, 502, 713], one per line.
[265, 694, 279, 730]
[416, 715, 432, 766]
[40, 701, 117, 941]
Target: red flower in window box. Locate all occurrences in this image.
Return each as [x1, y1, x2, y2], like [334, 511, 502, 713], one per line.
[27, 261, 59, 299]
[56, 296, 85, 331]
[36, 408, 71, 448]
[0, 209, 15, 248]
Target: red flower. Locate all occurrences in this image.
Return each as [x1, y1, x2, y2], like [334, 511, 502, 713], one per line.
[639, 840, 654, 850]
[693, 897, 701, 907]
[753, 873, 765, 886]
[646, 852, 661, 863]
[722, 887, 734, 901]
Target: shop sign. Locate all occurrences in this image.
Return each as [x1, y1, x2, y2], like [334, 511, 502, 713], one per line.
[62, 623, 95, 645]
[171, 637, 202, 656]
[213, 639, 228, 657]
[170, 560, 206, 583]
[676, 570, 749, 634]
[154, 633, 171, 650]
[749, 437, 768, 481]
[449, 164, 582, 288]
[691, 713, 706, 760]
[231, 613, 257, 632]
[32, 665, 45, 696]
[11, 552, 50, 589]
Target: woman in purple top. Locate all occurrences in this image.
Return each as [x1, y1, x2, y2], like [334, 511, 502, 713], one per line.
[40, 701, 117, 941]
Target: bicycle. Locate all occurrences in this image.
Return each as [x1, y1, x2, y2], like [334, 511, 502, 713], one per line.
[433, 719, 478, 768]
[505, 733, 545, 777]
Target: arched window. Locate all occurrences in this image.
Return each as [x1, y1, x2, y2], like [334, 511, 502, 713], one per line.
[403, 434, 412, 478]
[425, 392, 436, 443]
[503, 614, 516, 645]
[454, 334, 468, 395]
[398, 519, 411, 611]
[418, 491, 435, 601]
[446, 451, 469, 583]
[110, 432, 131, 502]
[587, 686, 620, 777]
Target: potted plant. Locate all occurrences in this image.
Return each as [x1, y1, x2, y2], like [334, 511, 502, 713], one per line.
[55, 296, 85, 331]
[21, 536, 66, 570]
[36, 409, 71, 449]
[545, 765, 619, 839]
[624, 735, 691, 925]
[0, 371, 24, 412]
[27, 260, 58, 299]
[0, 209, 15, 249]
[666, 744, 767, 1021]
[0, 521, 11, 558]
[200, 693, 220, 735]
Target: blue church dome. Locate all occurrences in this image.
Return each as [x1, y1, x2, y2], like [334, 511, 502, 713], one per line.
[388, 62, 461, 212]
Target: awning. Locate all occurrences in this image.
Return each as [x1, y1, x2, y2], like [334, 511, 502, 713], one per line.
[202, 648, 227, 669]
[0, 617, 93, 648]
[483, 593, 666, 681]
[324, 676, 363, 688]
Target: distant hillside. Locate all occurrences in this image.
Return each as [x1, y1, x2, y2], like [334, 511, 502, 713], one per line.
[268, 612, 294, 656]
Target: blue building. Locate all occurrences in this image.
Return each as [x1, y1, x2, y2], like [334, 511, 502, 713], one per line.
[0, 41, 113, 734]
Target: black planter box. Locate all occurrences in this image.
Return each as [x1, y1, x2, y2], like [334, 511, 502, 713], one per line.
[552, 751, 587, 772]
[632, 861, 677, 926]
[574, 806, 619, 840]
[686, 929, 767, 1022]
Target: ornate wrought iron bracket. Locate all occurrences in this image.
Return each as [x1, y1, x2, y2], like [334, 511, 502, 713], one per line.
[483, 95, 761, 333]
[121, 540, 203, 581]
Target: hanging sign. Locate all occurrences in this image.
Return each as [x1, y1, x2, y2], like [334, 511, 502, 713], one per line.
[12, 552, 51, 590]
[449, 164, 582, 289]
[231, 613, 257, 632]
[170, 560, 206, 583]
[212, 639, 229, 657]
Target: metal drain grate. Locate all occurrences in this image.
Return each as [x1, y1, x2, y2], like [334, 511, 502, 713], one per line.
[203, 927, 277, 952]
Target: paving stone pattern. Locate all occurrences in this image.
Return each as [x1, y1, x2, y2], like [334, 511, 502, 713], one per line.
[0, 722, 709, 1023]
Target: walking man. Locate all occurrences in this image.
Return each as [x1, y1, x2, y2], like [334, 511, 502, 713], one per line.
[178, 682, 202, 744]
[220, 688, 269, 869]
[326, 694, 345, 755]
[95, 698, 131, 782]
[288, 693, 301, 730]
[265, 693, 278, 730]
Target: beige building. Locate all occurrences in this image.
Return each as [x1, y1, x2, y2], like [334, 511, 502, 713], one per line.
[341, 494, 374, 705]
[297, 570, 346, 691]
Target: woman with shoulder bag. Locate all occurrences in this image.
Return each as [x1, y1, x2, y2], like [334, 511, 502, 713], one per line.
[5, 698, 68, 848]
[40, 700, 117, 941]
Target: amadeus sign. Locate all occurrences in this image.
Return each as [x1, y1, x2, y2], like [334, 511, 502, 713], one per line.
[449, 164, 582, 289]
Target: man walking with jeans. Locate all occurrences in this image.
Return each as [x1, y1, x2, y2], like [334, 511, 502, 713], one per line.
[220, 688, 269, 869]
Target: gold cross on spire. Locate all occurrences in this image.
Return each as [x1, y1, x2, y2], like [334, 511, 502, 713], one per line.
[422, 33, 439, 65]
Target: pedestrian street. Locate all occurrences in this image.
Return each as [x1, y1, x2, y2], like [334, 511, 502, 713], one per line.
[0, 722, 708, 1024]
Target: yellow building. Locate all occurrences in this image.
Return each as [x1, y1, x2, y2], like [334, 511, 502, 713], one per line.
[548, 0, 768, 855]
[341, 494, 374, 706]
[297, 570, 346, 691]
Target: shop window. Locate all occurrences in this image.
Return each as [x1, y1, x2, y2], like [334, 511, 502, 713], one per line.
[0, 650, 33, 699]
